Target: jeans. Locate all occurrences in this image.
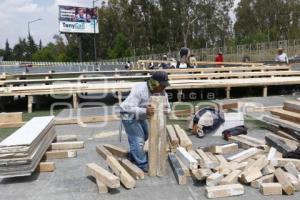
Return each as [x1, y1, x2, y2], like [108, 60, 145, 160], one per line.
[122, 119, 149, 170]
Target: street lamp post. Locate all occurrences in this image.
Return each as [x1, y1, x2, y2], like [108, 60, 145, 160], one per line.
[93, 0, 99, 69]
[28, 18, 42, 36]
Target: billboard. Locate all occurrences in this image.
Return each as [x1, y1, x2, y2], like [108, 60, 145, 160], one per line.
[59, 5, 99, 34]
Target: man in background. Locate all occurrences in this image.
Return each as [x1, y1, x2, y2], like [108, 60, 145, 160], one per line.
[275, 48, 289, 64]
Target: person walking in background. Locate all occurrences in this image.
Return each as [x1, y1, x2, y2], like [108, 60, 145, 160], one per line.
[275, 48, 289, 64]
[215, 52, 224, 63]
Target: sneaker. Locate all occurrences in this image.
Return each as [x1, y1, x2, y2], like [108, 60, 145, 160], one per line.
[197, 130, 205, 138]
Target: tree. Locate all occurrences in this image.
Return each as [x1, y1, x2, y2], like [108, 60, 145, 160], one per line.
[27, 34, 38, 60]
[4, 39, 12, 61]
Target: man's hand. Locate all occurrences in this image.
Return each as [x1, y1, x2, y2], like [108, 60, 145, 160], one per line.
[146, 105, 155, 117]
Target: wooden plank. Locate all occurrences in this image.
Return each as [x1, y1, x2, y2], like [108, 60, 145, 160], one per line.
[148, 96, 168, 177]
[36, 162, 55, 172]
[206, 172, 224, 186]
[285, 172, 300, 191]
[271, 108, 300, 123]
[240, 156, 269, 183]
[263, 116, 300, 140]
[188, 150, 201, 164]
[103, 144, 128, 158]
[0, 122, 25, 129]
[262, 164, 275, 176]
[265, 135, 294, 156]
[228, 136, 262, 149]
[176, 147, 198, 170]
[96, 179, 108, 194]
[266, 133, 298, 151]
[54, 115, 119, 125]
[173, 124, 193, 150]
[55, 135, 77, 142]
[0, 112, 22, 124]
[45, 150, 77, 159]
[106, 156, 136, 189]
[196, 149, 215, 169]
[119, 159, 145, 180]
[251, 174, 275, 189]
[267, 147, 277, 161]
[265, 125, 299, 141]
[50, 141, 84, 150]
[86, 163, 120, 188]
[271, 158, 300, 167]
[227, 148, 261, 163]
[219, 170, 241, 185]
[175, 155, 191, 177]
[0, 116, 54, 147]
[96, 145, 113, 160]
[191, 168, 212, 181]
[215, 155, 231, 175]
[207, 143, 238, 154]
[168, 153, 186, 185]
[260, 183, 283, 196]
[284, 162, 300, 177]
[206, 152, 220, 169]
[205, 184, 245, 199]
[283, 100, 300, 114]
[274, 168, 294, 195]
[166, 125, 179, 149]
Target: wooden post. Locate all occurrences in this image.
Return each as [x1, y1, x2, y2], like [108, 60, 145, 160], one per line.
[263, 86, 268, 97]
[117, 91, 122, 105]
[177, 89, 183, 102]
[72, 93, 79, 109]
[148, 96, 167, 177]
[27, 95, 33, 113]
[226, 87, 231, 99]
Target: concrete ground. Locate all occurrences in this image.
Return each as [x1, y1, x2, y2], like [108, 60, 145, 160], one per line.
[1, 95, 300, 200]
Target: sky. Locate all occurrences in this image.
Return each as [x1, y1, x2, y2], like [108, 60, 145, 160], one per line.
[0, 0, 240, 49]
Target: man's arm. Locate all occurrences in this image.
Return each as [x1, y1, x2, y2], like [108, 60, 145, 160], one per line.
[120, 85, 147, 116]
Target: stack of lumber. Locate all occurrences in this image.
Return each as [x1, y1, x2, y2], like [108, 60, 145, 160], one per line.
[167, 123, 300, 199]
[0, 116, 56, 178]
[87, 144, 144, 194]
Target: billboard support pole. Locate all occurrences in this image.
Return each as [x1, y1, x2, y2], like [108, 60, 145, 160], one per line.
[93, 0, 99, 70]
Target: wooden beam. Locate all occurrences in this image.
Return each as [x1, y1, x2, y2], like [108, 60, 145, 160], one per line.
[45, 150, 77, 159]
[96, 179, 108, 194]
[207, 143, 238, 154]
[36, 162, 55, 172]
[86, 163, 120, 189]
[106, 156, 136, 189]
[176, 147, 198, 170]
[240, 156, 268, 183]
[103, 144, 128, 158]
[206, 172, 224, 186]
[0, 122, 25, 128]
[271, 108, 300, 123]
[262, 164, 275, 175]
[168, 153, 187, 185]
[227, 148, 261, 163]
[219, 170, 241, 185]
[283, 100, 300, 113]
[96, 145, 113, 160]
[176, 155, 191, 177]
[119, 159, 145, 180]
[205, 184, 244, 199]
[274, 168, 294, 195]
[0, 112, 22, 124]
[251, 174, 275, 189]
[196, 149, 215, 169]
[263, 116, 300, 140]
[55, 115, 119, 125]
[166, 125, 179, 150]
[191, 168, 212, 181]
[56, 135, 78, 142]
[173, 124, 193, 151]
[265, 135, 294, 156]
[260, 183, 282, 196]
[50, 141, 84, 150]
[271, 158, 300, 167]
[284, 162, 300, 177]
[148, 96, 168, 177]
